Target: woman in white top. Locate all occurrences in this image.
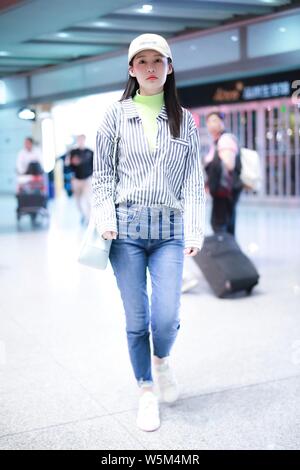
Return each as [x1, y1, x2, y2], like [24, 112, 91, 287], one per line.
[93, 34, 205, 432]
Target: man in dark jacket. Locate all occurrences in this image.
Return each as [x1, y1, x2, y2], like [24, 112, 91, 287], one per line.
[68, 134, 93, 225]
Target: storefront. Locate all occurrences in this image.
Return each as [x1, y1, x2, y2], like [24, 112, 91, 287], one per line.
[179, 69, 300, 201]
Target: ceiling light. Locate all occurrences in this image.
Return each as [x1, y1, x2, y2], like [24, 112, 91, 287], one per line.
[0, 51, 10, 56]
[18, 108, 36, 121]
[190, 45, 197, 51]
[279, 27, 286, 33]
[57, 32, 70, 38]
[95, 22, 110, 27]
[141, 4, 153, 13]
[231, 35, 239, 42]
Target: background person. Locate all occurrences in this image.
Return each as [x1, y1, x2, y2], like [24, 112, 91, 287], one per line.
[68, 134, 93, 225]
[204, 112, 242, 236]
[16, 137, 43, 175]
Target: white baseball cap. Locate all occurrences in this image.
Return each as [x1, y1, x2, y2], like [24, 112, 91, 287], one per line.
[128, 33, 172, 65]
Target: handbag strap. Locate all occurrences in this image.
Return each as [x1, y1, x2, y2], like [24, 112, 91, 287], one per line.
[112, 102, 122, 184]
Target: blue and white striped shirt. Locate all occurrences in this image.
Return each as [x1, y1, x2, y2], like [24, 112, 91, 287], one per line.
[92, 97, 205, 249]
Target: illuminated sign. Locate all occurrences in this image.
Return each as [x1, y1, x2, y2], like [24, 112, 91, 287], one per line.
[179, 69, 299, 108]
[243, 81, 290, 100]
[213, 82, 244, 103]
[212, 81, 290, 103]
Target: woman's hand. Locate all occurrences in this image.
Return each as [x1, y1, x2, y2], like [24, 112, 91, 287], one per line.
[102, 231, 117, 240]
[184, 247, 199, 257]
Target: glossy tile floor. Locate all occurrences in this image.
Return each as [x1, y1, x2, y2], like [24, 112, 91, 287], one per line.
[0, 193, 299, 450]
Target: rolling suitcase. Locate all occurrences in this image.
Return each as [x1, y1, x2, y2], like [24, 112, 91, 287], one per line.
[196, 233, 259, 298]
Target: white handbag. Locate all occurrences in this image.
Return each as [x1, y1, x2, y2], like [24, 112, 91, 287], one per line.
[78, 104, 121, 270]
[78, 219, 112, 270]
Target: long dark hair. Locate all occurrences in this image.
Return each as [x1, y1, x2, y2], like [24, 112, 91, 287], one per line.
[120, 58, 183, 138]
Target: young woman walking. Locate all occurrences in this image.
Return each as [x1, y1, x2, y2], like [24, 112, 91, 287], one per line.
[93, 34, 205, 432]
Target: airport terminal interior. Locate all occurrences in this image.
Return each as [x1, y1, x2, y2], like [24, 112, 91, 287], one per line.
[0, 0, 300, 450]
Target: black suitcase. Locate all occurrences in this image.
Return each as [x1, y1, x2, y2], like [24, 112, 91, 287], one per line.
[196, 233, 259, 298]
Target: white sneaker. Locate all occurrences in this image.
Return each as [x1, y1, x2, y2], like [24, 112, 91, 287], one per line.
[181, 277, 199, 294]
[154, 360, 179, 403]
[136, 391, 160, 432]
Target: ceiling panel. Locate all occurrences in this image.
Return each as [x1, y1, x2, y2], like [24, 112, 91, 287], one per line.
[0, 65, 26, 74]
[0, 0, 135, 43]
[0, 58, 59, 66]
[0, 0, 298, 78]
[248, 11, 300, 57]
[0, 43, 118, 60]
[74, 16, 218, 33]
[115, 4, 234, 21]
[187, 0, 289, 5]
[32, 31, 144, 45]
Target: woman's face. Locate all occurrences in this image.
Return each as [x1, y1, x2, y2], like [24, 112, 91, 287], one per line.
[129, 49, 173, 95]
[206, 114, 225, 136]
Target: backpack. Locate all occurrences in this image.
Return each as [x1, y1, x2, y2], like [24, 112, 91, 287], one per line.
[240, 147, 262, 192]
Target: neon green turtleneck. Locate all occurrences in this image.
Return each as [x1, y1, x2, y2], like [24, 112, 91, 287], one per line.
[133, 89, 164, 151]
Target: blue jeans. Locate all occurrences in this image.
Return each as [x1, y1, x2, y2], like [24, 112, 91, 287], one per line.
[109, 203, 184, 388]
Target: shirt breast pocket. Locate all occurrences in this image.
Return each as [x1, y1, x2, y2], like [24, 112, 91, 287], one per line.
[167, 138, 189, 174]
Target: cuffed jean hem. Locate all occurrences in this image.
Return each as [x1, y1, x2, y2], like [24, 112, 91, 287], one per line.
[138, 379, 154, 388]
[153, 352, 170, 360]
